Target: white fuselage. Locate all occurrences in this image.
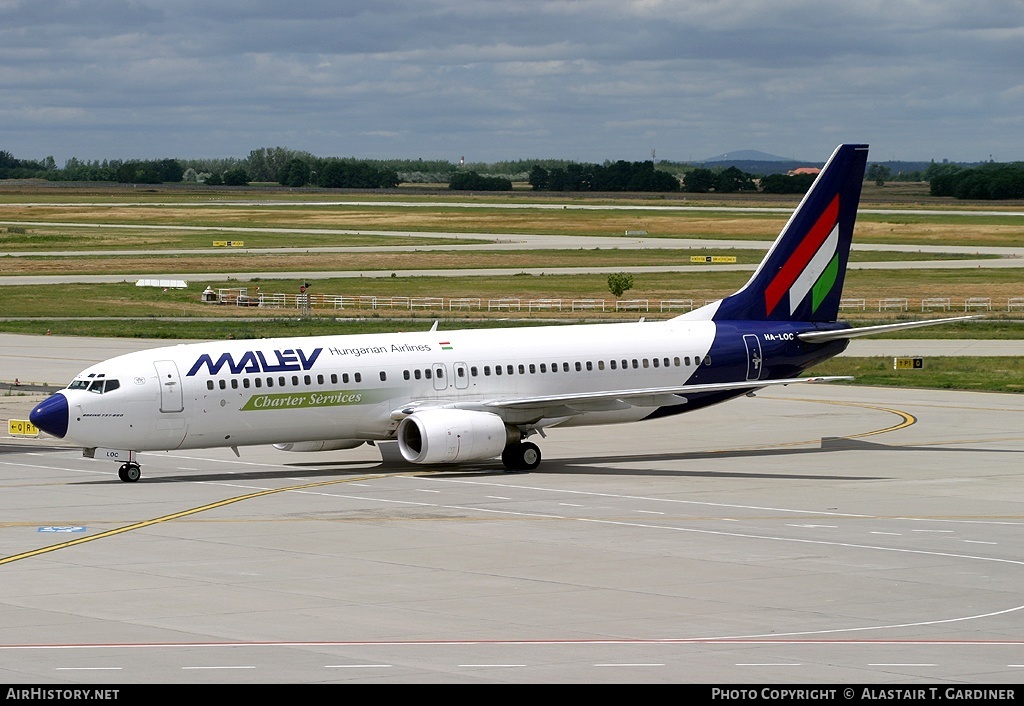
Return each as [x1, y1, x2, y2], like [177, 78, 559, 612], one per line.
[56, 319, 717, 452]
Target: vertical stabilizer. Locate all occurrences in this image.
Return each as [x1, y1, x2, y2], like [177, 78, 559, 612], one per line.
[707, 144, 869, 323]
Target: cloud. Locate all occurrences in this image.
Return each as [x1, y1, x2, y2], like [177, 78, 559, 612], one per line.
[1, 0, 1022, 164]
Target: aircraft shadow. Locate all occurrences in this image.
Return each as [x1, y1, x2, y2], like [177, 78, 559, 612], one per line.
[66, 436, 1017, 485]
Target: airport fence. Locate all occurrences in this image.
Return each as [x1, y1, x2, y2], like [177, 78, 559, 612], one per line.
[202, 288, 1024, 317]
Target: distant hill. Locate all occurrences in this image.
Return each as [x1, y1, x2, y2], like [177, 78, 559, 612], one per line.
[702, 149, 796, 162]
[692, 150, 938, 177]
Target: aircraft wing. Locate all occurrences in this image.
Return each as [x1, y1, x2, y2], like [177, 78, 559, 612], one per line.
[479, 375, 852, 412]
[389, 375, 851, 421]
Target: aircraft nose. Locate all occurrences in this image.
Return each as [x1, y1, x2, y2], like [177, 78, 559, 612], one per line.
[29, 393, 69, 439]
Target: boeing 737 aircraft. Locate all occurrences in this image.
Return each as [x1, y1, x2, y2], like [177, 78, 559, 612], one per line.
[30, 144, 973, 481]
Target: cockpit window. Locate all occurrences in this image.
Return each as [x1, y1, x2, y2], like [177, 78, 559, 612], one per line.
[69, 377, 120, 394]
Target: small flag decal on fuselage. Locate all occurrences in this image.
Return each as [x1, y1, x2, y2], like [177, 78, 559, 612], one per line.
[440, 341, 453, 350]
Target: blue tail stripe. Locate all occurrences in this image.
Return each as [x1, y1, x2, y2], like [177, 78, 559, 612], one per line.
[712, 144, 869, 323]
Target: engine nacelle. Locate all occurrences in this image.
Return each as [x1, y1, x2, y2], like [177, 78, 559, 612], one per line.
[397, 409, 513, 464]
[273, 440, 365, 453]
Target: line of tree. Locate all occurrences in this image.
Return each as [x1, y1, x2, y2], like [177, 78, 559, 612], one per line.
[6, 146, 1024, 199]
[759, 172, 818, 194]
[275, 157, 400, 189]
[449, 171, 513, 191]
[528, 160, 680, 192]
[114, 159, 185, 184]
[0, 151, 56, 179]
[682, 166, 757, 193]
[926, 162, 1024, 200]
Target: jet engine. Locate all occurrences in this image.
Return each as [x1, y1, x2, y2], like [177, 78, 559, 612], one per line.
[273, 440, 366, 452]
[397, 409, 515, 464]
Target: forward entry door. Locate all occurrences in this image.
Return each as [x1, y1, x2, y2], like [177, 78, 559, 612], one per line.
[154, 360, 184, 413]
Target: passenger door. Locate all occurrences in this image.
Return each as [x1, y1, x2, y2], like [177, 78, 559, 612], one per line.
[154, 360, 184, 413]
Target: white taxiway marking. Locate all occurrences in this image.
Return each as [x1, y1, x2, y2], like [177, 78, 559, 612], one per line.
[325, 664, 392, 669]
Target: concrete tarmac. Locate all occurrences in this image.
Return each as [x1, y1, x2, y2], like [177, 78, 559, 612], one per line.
[1, 337, 1023, 683]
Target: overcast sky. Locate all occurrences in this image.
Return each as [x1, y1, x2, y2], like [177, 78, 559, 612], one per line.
[3, 1, 1022, 167]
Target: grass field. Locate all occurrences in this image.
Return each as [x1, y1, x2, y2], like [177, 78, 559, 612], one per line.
[1, 181, 1021, 393]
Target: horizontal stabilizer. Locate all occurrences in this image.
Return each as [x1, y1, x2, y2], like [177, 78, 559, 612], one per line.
[798, 315, 982, 344]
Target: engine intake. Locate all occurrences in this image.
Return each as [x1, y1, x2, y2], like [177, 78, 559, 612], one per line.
[397, 409, 514, 464]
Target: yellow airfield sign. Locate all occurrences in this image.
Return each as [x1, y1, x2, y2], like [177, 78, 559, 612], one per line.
[8, 419, 39, 437]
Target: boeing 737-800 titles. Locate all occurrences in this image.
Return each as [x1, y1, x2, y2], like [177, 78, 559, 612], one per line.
[30, 144, 973, 481]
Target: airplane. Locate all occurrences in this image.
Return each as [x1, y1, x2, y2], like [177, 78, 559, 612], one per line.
[29, 143, 976, 482]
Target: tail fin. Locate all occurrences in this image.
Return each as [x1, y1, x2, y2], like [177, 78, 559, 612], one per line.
[685, 144, 869, 323]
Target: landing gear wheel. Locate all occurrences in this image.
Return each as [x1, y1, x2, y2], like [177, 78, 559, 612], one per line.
[519, 442, 541, 470]
[501, 442, 542, 472]
[118, 463, 141, 483]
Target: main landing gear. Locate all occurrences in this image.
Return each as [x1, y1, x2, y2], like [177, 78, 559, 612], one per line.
[501, 441, 541, 472]
[118, 462, 141, 483]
